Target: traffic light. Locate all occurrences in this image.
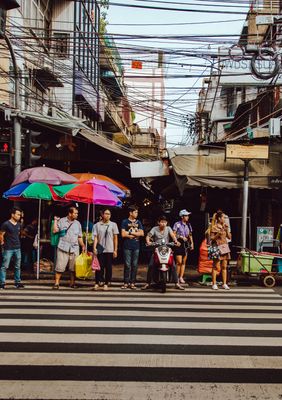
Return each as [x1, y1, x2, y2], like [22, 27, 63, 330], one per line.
[24, 130, 42, 167]
[0, 129, 12, 167]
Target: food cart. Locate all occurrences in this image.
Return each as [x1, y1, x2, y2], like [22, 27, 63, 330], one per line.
[237, 248, 282, 287]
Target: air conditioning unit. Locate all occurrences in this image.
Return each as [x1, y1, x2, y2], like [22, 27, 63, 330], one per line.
[269, 118, 281, 137]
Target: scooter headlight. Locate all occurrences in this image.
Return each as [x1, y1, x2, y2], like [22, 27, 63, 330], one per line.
[160, 246, 169, 256]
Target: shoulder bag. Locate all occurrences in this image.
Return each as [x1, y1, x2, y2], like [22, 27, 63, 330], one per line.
[218, 243, 230, 255]
[96, 225, 109, 254]
[208, 244, 220, 260]
[59, 222, 74, 238]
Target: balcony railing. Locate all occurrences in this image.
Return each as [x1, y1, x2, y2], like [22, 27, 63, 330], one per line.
[99, 35, 125, 97]
[100, 85, 132, 144]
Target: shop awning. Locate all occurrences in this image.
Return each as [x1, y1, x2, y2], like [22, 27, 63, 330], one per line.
[168, 145, 282, 194]
[79, 129, 141, 161]
[0, 106, 141, 161]
[18, 109, 86, 135]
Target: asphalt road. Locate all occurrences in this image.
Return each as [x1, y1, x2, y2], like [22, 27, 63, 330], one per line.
[0, 282, 281, 399]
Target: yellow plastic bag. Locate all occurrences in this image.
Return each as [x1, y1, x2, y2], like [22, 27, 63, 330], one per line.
[75, 253, 93, 280]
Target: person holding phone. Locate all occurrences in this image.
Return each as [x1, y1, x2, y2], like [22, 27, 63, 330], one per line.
[210, 211, 232, 290]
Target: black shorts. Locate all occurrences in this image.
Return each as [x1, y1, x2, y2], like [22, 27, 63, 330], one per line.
[174, 239, 188, 257]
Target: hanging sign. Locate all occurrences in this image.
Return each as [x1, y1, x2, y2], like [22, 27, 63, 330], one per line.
[226, 144, 269, 160]
[130, 160, 169, 178]
[131, 60, 143, 69]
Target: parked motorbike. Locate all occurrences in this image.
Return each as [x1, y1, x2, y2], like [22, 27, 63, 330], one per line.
[147, 240, 175, 293]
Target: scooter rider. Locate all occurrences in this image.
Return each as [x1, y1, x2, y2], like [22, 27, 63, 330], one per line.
[142, 215, 185, 290]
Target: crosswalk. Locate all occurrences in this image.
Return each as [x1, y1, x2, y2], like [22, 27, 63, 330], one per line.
[0, 285, 282, 399]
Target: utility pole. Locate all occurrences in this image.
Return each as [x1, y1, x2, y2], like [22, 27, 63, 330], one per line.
[241, 160, 250, 249]
[0, 1, 21, 178]
[226, 142, 269, 250]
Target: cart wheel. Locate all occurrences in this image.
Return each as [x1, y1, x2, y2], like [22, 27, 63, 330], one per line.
[263, 275, 276, 288]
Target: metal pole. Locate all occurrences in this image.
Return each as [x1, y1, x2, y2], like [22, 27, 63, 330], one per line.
[241, 160, 250, 248]
[36, 199, 41, 280]
[85, 203, 90, 253]
[4, 33, 21, 178]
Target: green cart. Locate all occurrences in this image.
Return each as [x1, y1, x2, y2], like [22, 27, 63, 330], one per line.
[237, 249, 278, 287]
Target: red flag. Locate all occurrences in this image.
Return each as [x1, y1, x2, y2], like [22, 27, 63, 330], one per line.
[131, 60, 142, 69]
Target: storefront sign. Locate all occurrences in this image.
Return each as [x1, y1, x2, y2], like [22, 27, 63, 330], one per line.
[130, 160, 169, 178]
[219, 47, 282, 86]
[226, 144, 269, 160]
[268, 177, 282, 187]
[256, 227, 274, 252]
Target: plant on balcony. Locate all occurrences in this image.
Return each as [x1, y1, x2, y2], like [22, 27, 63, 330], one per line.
[99, 0, 109, 35]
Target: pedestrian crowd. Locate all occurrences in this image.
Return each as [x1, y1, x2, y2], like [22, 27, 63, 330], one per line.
[0, 205, 232, 291]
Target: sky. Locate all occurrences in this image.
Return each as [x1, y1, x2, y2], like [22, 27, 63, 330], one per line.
[105, 0, 249, 146]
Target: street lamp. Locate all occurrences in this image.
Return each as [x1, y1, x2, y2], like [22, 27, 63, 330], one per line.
[0, 0, 21, 179]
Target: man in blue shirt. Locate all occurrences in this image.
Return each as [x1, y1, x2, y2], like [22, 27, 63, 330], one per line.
[121, 206, 144, 289]
[0, 207, 24, 289]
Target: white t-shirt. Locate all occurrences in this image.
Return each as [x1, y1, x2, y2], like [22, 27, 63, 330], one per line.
[148, 226, 173, 245]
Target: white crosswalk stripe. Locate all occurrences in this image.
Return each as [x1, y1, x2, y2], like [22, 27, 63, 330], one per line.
[0, 285, 281, 399]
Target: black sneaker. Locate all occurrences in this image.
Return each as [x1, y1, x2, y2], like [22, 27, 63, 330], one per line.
[0, 284, 5, 290]
[70, 284, 78, 289]
[15, 283, 25, 289]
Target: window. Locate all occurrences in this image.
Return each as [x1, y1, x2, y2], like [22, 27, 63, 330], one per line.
[226, 88, 236, 117]
[0, 8, 6, 35]
[53, 32, 70, 59]
[26, 0, 51, 42]
[74, 0, 99, 89]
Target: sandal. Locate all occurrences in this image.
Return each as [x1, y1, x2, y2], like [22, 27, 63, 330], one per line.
[121, 284, 128, 289]
[70, 284, 78, 289]
[141, 284, 150, 290]
[130, 283, 137, 290]
[52, 284, 59, 290]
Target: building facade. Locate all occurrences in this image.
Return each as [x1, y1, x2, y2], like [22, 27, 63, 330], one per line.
[197, 0, 282, 143]
[124, 52, 166, 156]
[0, 0, 161, 176]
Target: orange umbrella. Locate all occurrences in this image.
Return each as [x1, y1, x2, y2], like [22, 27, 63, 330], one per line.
[71, 173, 130, 193]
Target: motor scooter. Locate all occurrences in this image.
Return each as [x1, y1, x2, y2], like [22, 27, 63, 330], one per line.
[148, 240, 175, 293]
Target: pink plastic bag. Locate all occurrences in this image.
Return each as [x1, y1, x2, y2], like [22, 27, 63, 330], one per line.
[91, 255, 101, 271]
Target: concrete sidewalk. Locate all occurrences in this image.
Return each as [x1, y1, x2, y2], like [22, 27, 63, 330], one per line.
[4, 263, 253, 288]
[13, 263, 202, 284]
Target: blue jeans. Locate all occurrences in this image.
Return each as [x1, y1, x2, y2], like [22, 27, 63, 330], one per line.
[123, 248, 139, 284]
[0, 248, 22, 284]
